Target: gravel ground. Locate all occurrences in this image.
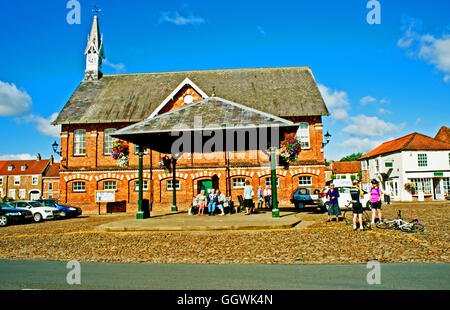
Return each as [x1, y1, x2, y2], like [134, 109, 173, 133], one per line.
[0, 202, 448, 264]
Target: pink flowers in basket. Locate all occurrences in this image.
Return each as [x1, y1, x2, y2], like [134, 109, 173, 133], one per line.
[280, 132, 302, 163]
[112, 140, 130, 167]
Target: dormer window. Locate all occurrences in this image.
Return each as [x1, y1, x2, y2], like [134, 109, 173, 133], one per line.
[21, 165, 28, 171]
[8, 165, 14, 171]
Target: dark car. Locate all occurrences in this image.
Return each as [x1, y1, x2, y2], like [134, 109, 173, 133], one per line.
[0, 202, 34, 226]
[291, 188, 321, 209]
[35, 199, 82, 218]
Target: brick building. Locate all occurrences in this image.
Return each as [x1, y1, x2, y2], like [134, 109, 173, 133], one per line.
[330, 161, 362, 181]
[0, 154, 55, 201]
[42, 162, 60, 199]
[53, 15, 331, 214]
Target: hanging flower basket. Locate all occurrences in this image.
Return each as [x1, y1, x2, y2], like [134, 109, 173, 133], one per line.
[404, 183, 416, 193]
[280, 132, 302, 168]
[159, 155, 172, 173]
[111, 139, 130, 168]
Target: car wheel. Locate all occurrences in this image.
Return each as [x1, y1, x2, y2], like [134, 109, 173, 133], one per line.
[33, 213, 43, 223]
[0, 215, 7, 227]
[60, 211, 67, 217]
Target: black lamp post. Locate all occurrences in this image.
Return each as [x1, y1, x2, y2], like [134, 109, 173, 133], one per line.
[52, 141, 62, 156]
[323, 131, 332, 147]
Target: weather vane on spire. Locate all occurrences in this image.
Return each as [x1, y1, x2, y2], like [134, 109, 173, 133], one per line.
[92, 5, 102, 15]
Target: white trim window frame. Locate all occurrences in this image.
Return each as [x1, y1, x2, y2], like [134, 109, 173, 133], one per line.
[298, 176, 312, 186]
[134, 180, 149, 191]
[72, 182, 86, 192]
[167, 180, 180, 191]
[14, 176, 20, 186]
[296, 122, 310, 149]
[417, 153, 427, 167]
[265, 177, 279, 188]
[232, 178, 246, 189]
[103, 128, 117, 155]
[74, 129, 87, 156]
[32, 176, 39, 186]
[103, 181, 117, 191]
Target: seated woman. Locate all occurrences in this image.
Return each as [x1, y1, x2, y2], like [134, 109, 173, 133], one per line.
[216, 190, 226, 216]
[196, 189, 207, 216]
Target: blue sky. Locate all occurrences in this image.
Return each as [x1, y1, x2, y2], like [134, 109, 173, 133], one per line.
[0, 0, 449, 161]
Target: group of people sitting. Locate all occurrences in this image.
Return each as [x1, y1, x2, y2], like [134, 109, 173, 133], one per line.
[193, 189, 227, 216]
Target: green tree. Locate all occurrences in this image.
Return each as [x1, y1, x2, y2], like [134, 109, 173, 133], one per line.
[339, 152, 364, 162]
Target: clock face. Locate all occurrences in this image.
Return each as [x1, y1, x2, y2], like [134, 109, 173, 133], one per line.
[183, 95, 194, 104]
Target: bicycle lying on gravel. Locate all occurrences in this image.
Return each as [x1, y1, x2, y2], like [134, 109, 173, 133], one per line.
[376, 210, 424, 233]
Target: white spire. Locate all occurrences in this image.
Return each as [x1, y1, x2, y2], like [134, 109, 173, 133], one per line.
[84, 15, 105, 80]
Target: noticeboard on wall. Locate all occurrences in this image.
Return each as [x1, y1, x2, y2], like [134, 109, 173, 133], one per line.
[95, 190, 115, 203]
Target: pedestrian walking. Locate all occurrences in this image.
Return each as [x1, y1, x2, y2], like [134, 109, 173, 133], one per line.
[243, 180, 254, 215]
[326, 183, 341, 222]
[263, 186, 271, 209]
[370, 179, 383, 224]
[257, 185, 264, 209]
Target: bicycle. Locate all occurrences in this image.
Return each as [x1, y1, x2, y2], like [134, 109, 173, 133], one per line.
[376, 210, 424, 233]
[342, 201, 372, 231]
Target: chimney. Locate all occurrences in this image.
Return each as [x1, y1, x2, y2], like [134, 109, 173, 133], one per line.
[50, 155, 54, 165]
[37, 153, 41, 161]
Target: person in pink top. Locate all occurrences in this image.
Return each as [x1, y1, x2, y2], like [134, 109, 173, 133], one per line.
[370, 179, 383, 224]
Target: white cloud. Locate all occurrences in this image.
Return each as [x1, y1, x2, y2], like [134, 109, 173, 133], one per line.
[159, 8, 205, 26]
[0, 81, 32, 116]
[343, 114, 404, 137]
[0, 153, 35, 160]
[360, 96, 377, 105]
[103, 59, 126, 73]
[398, 15, 450, 82]
[318, 84, 350, 121]
[15, 113, 61, 138]
[378, 108, 391, 115]
[339, 138, 387, 154]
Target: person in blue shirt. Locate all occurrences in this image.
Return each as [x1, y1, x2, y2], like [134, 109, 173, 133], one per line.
[207, 189, 218, 216]
[326, 184, 341, 222]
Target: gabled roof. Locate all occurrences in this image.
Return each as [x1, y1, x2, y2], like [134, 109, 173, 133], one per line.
[43, 163, 60, 178]
[435, 126, 450, 144]
[0, 159, 50, 176]
[53, 66, 329, 125]
[359, 132, 450, 160]
[331, 161, 361, 174]
[114, 97, 294, 136]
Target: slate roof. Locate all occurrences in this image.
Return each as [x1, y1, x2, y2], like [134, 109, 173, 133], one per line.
[53, 66, 329, 125]
[112, 97, 299, 154]
[359, 132, 450, 160]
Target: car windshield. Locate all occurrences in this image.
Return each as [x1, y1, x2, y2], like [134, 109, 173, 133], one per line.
[29, 202, 45, 208]
[40, 200, 56, 207]
[0, 202, 15, 209]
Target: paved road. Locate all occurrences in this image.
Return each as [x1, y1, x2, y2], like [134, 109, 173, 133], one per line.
[0, 260, 448, 290]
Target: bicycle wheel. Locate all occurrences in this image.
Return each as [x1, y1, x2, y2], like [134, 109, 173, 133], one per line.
[376, 219, 395, 229]
[400, 223, 424, 233]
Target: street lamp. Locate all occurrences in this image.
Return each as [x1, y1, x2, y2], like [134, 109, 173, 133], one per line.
[52, 141, 62, 156]
[323, 131, 332, 147]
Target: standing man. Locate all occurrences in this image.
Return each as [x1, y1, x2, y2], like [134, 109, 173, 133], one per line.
[326, 184, 341, 222]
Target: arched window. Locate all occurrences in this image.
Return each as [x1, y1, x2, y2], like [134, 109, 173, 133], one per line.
[103, 128, 117, 155]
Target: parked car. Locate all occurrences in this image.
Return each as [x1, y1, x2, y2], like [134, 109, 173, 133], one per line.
[319, 180, 371, 211]
[291, 188, 321, 209]
[9, 201, 60, 222]
[35, 199, 82, 218]
[0, 202, 34, 226]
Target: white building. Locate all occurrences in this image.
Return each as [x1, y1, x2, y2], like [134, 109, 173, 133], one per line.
[359, 131, 450, 201]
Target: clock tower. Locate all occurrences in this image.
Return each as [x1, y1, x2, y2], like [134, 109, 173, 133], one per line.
[84, 15, 104, 81]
